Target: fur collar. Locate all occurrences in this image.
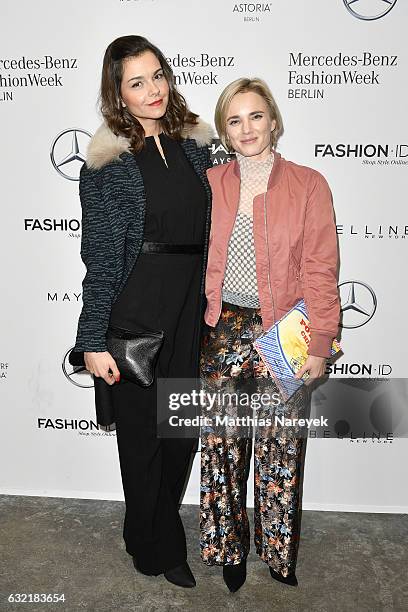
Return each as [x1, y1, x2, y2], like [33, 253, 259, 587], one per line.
[86, 117, 213, 170]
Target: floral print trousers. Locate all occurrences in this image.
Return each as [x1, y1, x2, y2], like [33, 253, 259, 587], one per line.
[200, 302, 309, 578]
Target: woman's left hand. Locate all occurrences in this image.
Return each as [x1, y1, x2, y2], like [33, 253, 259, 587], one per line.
[295, 355, 327, 385]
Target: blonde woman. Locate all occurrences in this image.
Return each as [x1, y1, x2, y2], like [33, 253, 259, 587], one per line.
[200, 78, 340, 591]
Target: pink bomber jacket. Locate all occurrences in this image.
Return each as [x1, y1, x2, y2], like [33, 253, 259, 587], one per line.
[204, 152, 341, 358]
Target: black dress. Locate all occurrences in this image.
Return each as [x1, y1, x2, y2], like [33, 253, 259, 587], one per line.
[109, 133, 207, 575]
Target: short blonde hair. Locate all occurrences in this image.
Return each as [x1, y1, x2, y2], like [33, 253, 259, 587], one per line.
[214, 77, 284, 150]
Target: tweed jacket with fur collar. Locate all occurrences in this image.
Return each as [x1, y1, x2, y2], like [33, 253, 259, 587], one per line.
[73, 118, 213, 353]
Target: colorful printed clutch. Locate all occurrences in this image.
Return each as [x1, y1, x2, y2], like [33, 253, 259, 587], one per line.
[253, 299, 341, 401]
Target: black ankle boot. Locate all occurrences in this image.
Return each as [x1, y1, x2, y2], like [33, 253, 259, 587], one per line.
[164, 562, 196, 588]
[269, 567, 298, 586]
[223, 559, 247, 593]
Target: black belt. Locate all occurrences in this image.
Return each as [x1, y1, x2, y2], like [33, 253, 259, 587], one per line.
[141, 241, 204, 254]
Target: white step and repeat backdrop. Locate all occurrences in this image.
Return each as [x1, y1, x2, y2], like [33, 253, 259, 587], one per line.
[1, 0, 407, 512]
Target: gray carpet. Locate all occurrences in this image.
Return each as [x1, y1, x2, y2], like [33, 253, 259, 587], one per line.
[0, 495, 407, 611]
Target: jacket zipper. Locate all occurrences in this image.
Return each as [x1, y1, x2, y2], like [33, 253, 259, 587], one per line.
[291, 251, 301, 281]
[216, 293, 223, 323]
[215, 247, 230, 322]
[263, 192, 276, 324]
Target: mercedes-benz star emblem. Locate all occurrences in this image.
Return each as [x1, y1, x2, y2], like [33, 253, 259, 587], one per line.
[50, 128, 92, 181]
[343, 0, 398, 21]
[62, 348, 94, 388]
[339, 280, 377, 328]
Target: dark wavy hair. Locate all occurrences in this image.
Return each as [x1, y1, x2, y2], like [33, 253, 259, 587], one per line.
[99, 35, 198, 153]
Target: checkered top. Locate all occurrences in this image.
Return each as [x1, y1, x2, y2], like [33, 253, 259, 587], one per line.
[222, 151, 274, 308]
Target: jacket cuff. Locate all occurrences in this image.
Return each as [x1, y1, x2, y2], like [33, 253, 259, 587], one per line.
[73, 341, 108, 353]
[308, 332, 333, 358]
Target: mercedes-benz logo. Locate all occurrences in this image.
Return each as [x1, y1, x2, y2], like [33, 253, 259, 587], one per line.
[343, 0, 398, 21]
[62, 348, 94, 388]
[50, 128, 92, 181]
[339, 280, 377, 328]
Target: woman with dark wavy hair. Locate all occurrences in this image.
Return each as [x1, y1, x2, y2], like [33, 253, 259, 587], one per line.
[71, 35, 213, 587]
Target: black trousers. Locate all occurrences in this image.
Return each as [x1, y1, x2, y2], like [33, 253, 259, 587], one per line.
[108, 246, 204, 574]
[112, 378, 196, 575]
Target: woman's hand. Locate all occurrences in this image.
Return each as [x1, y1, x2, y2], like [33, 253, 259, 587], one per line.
[84, 351, 120, 385]
[294, 355, 326, 385]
